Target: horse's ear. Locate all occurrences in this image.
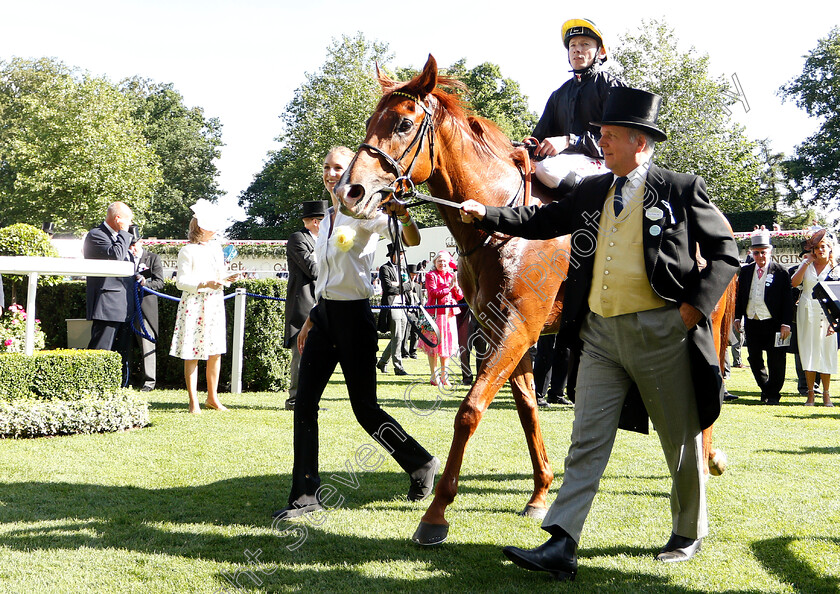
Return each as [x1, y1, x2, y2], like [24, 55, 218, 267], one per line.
[415, 54, 438, 97]
[377, 62, 398, 94]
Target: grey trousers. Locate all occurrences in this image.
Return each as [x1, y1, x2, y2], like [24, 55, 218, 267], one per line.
[378, 310, 407, 371]
[288, 336, 302, 401]
[542, 306, 707, 542]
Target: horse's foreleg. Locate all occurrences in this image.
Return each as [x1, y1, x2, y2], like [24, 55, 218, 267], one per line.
[413, 336, 532, 545]
[509, 355, 553, 518]
[413, 374, 507, 545]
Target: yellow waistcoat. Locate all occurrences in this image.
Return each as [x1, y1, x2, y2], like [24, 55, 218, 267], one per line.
[588, 182, 666, 317]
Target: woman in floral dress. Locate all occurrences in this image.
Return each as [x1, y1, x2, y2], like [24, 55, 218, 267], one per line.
[170, 200, 238, 413]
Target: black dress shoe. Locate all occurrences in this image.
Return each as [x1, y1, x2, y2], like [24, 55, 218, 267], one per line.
[272, 495, 324, 519]
[502, 532, 578, 581]
[536, 396, 550, 408]
[655, 533, 702, 562]
[408, 456, 440, 501]
[394, 368, 408, 376]
[723, 392, 739, 401]
[284, 398, 295, 411]
[547, 394, 573, 405]
[376, 361, 387, 373]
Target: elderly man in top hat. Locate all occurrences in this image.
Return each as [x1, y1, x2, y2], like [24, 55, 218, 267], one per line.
[460, 87, 740, 580]
[734, 229, 794, 405]
[284, 200, 327, 411]
[377, 243, 411, 375]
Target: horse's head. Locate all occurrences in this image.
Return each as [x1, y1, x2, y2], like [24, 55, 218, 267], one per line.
[335, 55, 443, 219]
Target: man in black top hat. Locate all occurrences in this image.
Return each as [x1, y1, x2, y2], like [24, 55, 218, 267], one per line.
[461, 87, 739, 579]
[377, 243, 411, 375]
[284, 200, 326, 410]
[734, 229, 793, 404]
[129, 226, 164, 391]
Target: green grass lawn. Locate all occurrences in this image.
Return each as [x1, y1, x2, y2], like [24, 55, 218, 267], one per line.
[1, 347, 839, 593]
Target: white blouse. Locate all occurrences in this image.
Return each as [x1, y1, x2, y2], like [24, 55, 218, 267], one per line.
[314, 209, 392, 301]
[175, 242, 229, 294]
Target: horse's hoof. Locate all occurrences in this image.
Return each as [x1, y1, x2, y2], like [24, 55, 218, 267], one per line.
[519, 504, 548, 520]
[708, 448, 727, 476]
[411, 521, 449, 545]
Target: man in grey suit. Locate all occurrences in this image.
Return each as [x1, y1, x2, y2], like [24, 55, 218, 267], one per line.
[377, 243, 411, 375]
[284, 200, 326, 410]
[461, 87, 739, 580]
[130, 229, 165, 391]
[84, 201, 136, 387]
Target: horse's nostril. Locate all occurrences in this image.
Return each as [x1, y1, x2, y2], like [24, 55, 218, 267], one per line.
[347, 184, 365, 201]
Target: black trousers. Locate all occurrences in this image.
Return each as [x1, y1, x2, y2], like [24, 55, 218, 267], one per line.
[744, 318, 788, 402]
[289, 299, 433, 504]
[88, 319, 132, 387]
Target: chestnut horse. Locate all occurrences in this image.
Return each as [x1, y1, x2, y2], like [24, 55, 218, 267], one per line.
[336, 55, 734, 545]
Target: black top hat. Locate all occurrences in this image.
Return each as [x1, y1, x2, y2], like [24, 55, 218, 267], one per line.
[406, 264, 417, 274]
[591, 87, 668, 142]
[386, 243, 404, 257]
[301, 200, 327, 219]
[42, 221, 55, 235]
[128, 224, 141, 243]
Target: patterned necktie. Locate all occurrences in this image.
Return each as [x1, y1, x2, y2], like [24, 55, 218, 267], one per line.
[757, 268, 764, 279]
[613, 176, 627, 216]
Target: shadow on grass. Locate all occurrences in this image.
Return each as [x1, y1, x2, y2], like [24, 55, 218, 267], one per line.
[758, 445, 840, 455]
[752, 536, 839, 593]
[0, 474, 786, 592]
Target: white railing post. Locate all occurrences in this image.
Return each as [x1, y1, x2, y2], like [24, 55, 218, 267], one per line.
[24, 272, 39, 356]
[230, 287, 247, 394]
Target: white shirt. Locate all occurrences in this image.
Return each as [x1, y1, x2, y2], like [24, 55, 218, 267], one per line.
[314, 209, 391, 301]
[613, 156, 652, 212]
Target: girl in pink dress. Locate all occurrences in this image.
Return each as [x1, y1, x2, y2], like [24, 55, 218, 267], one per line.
[420, 250, 463, 385]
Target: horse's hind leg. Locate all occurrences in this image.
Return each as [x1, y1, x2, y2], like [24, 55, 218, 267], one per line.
[509, 354, 553, 518]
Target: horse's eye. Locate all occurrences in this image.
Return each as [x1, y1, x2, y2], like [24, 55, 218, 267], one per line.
[397, 118, 413, 134]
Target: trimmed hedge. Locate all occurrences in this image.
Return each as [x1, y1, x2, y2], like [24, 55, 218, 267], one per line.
[0, 390, 149, 438]
[0, 350, 121, 401]
[36, 278, 292, 391]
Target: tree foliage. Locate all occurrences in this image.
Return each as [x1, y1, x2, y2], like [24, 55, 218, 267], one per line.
[233, 37, 540, 239]
[120, 78, 224, 239]
[611, 20, 764, 213]
[779, 26, 840, 209]
[0, 58, 162, 234]
[230, 33, 391, 239]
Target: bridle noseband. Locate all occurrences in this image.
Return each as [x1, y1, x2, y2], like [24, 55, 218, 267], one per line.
[358, 91, 435, 203]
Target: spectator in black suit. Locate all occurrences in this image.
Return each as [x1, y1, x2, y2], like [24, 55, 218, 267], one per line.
[130, 229, 164, 391]
[377, 243, 410, 376]
[84, 201, 135, 387]
[402, 263, 421, 359]
[284, 200, 326, 410]
[734, 230, 794, 404]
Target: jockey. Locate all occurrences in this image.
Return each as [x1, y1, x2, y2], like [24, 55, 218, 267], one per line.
[531, 18, 625, 191]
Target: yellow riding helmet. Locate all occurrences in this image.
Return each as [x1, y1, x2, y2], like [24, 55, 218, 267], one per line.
[562, 18, 608, 63]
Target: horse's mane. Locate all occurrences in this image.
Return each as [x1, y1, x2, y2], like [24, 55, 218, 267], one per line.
[377, 72, 525, 169]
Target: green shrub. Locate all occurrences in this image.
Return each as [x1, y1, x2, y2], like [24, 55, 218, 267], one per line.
[0, 390, 149, 438]
[0, 350, 121, 401]
[0, 223, 60, 304]
[37, 278, 292, 391]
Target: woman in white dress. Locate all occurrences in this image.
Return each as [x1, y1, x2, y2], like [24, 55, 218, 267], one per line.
[791, 231, 839, 407]
[170, 201, 239, 413]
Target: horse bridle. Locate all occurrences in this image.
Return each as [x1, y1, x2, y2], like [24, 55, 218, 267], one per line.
[358, 91, 436, 204]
